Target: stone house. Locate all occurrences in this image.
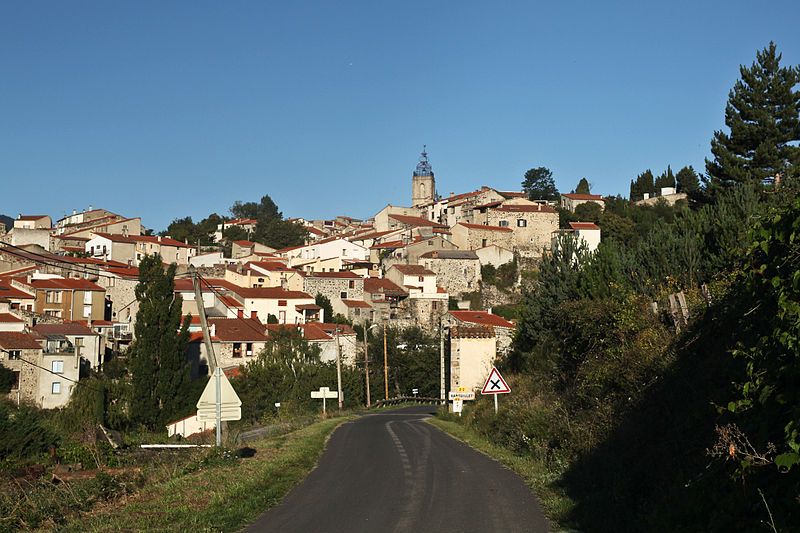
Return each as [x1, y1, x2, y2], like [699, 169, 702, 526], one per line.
[86, 233, 137, 265]
[449, 325, 497, 392]
[303, 271, 364, 316]
[188, 317, 270, 374]
[373, 205, 423, 233]
[0, 331, 78, 409]
[363, 277, 409, 322]
[265, 322, 359, 366]
[405, 235, 459, 264]
[451, 223, 514, 251]
[231, 240, 275, 260]
[132, 235, 196, 265]
[560, 193, 605, 213]
[224, 261, 305, 291]
[448, 310, 515, 356]
[386, 265, 448, 330]
[420, 250, 481, 297]
[482, 202, 559, 256]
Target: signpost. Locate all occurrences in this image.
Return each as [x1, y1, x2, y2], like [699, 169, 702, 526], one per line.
[311, 386, 339, 416]
[452, 397, 463, 414]
[448, 390, 476, 401]
[480, 366, 511, 414]
[197, 367, 242, 446]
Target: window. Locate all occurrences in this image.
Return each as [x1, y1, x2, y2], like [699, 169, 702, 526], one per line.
[498, 220, 509, 227]
[45, 290, 62, 304]
[481, 239, 488, 247]
[349, 280, 355, 289]
[432, 301, 438, 310]
[74, 337, 83, 347]
[245, 343, 253, 356]
[233, 343, 242, 358]
[83, 291, 92, 304]
[341, 291, 348, 299]
[8, 350, 20, 360]
[342, 249, 347, 257]
[52, 360, 64, 374]
[52, 382, 61, 394]
[278, 300, 287, 307]
[11, 371, 20, 390]
[517, 219, 527, 227]
[418, 276, 424, 282]
[83, 305, 92, 318]
[428, 240, 433, 245]
[278, 311, 286, 323]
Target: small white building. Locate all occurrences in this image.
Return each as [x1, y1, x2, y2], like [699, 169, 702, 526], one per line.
[568, 222, 602, 253]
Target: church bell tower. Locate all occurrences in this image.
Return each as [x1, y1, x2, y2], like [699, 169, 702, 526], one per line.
[412, 146, 436, 207]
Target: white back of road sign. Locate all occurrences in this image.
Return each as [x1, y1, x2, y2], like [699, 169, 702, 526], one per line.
[311, 386, 339, 399]
[481, 367, 511, 395]
[197, 371, 242, 409]
[452, 397, 463, 413]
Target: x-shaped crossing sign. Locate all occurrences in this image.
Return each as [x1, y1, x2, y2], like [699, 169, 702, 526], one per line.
[481, 367, 511, 395]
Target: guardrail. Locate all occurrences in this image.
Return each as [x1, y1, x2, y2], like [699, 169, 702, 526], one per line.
[372, 396, 446, 408]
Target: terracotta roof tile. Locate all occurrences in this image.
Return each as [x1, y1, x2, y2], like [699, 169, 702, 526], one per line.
[390, 264, 436, 276]
[449, 310, 515, 329]
[562, 193, 604, 201]
[457, 223, 513, 233]
[0, 331, 42, 350]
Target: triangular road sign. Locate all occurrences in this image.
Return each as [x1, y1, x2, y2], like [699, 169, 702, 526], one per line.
[197, 370, 242, 409]
[481, 366, 511, 395]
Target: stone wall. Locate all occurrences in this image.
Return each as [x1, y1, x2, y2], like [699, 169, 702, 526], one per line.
[407, 298, 448, 333]
[303, 277, 364, 316]
[421, 257, 480, 297]
[2, 348, 41, 406]
[485, 210, 558, 256]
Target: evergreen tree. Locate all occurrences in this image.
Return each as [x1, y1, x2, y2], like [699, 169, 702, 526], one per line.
[315, 293, 334, 322]
[676, 166, 700, 194]
[522, 167, 560, 201]
[705, 42, 800, 191]
[128, 255, 191, 429]
[575, 177, 591, 194]
[654, 166, 676, 191]
[629, 179, 639, 201]
[632, 170, 655, 200]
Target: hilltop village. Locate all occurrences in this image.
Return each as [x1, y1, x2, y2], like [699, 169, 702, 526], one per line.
[0, 149, 620, 413]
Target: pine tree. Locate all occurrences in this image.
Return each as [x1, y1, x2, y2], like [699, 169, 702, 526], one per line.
[575, 177, 591, 194]
[128, 255, 191, 429]
[676, 166, 700, 194]
[522, 167, 560, 201]
[706, 42, 800, 191]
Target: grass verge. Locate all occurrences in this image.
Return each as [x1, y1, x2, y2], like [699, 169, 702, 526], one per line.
[59, 416, 351, 533]
[427, 416, 576, 531]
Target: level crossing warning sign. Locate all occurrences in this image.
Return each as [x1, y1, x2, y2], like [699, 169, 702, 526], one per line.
[481, 367, 511, 395]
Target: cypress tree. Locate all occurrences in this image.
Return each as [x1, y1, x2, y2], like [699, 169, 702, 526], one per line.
[128, 254, 191, 429]
[705, 42, 800, 191]
[575, 177, 591, 194]
[676, 166, 700, 194]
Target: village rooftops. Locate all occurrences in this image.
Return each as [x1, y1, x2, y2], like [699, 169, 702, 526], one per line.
[207, 318, 268, 342]
[364, 277, 408, 296]
[450, 325, 495, 338]
[0, 313, 23, 324]
[449, 310, 515, 329]
[456, 222, 513, 233]
[16, 215, 51, 222]
[305, 271, 361, 279]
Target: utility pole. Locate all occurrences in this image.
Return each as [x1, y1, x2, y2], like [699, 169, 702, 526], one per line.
[440, 319, 446, 401]
[192, 267, 221, 446]
[335, 326, 343, 411]
[383, 322, 389, 400]
[363, 323, 371, 408]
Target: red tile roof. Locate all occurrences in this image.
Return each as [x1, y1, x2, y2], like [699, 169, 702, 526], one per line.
[306, 271, 361, 279]
[341, 299, 371, 308]
[449, 310, 515, 329]
[16, 215, 50, 221]
[370, 240, 407, 250]
[569, 222, 601, 230]
[494, 204, 557, 214]
[390, 264, 436, 276]
[29, 278, 104, 291]
[0, 313, 23, 323]
[0, 282, 34, 300]
[457, 223, 513, 233]
[0, 331, 42, 350]
[388, 214, 447, 228]
[208, 318, 268, 342]
[233, 240, 255, 247]
[364, 277, 408, 296]
[33, 323, 96, 336]
[562, 193, 604, 201]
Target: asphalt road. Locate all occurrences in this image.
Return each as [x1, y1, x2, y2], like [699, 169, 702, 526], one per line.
[244, 406, 550, 533]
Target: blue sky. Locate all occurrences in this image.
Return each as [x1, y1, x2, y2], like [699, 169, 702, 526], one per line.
[1, 1, 799, 231]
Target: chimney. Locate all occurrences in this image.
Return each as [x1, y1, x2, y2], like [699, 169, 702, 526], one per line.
[237, 308, 244, 319]
[537, 204, 541, 211]
[250, 311, 258, 320]
[209, 323, 216, 337]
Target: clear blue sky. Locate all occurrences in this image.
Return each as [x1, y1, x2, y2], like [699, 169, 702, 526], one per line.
[2, 1, 799, 231]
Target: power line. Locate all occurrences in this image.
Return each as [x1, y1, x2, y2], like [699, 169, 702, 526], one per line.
[0, 347, 104, 394]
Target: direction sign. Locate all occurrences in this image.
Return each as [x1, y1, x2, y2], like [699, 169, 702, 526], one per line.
[448, 391, 476, 401]
[481, 367, 511, 395]
[311, 386, 339, 415]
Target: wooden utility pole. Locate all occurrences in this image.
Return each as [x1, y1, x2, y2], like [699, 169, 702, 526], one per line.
[191, 268, 217, 371]
[363, 323, 371, 408]
[383, 322, 389, 400]
[439, 319, 446, 401]
[335, 327, 343, 411]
